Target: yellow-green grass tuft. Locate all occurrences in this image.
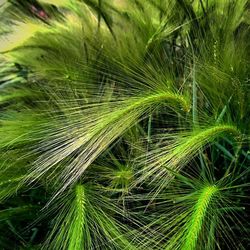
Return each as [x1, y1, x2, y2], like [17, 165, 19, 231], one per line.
[182, 185, 218, 250]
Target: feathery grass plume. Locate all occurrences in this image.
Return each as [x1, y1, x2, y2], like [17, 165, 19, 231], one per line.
[0, 0, 249, 248]
[181, 185, 218, 250]
[137, 124, 241, 187]
[0, 1, 191, 193]
[45, 183, 138, 250]
[133, 158, 249, 250]
[25, 90, 189, 192]
[0, 0, 191, 198]
[47, 184, 87, 249]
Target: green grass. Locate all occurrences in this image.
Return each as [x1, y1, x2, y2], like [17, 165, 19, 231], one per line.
[182, 185, 218, 250]
[0, 0, 249, 249]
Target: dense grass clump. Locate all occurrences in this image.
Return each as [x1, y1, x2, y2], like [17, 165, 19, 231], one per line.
[0, 0, 249, 249]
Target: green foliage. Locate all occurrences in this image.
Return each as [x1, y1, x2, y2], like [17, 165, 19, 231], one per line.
[44, 184, 137, 250]
[0, 0, 249, 249]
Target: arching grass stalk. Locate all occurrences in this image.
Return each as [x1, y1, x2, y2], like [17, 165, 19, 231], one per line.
[139, 124, 241, 188]
[181, 185, 218, 250]
[27, 91, 189, 196]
